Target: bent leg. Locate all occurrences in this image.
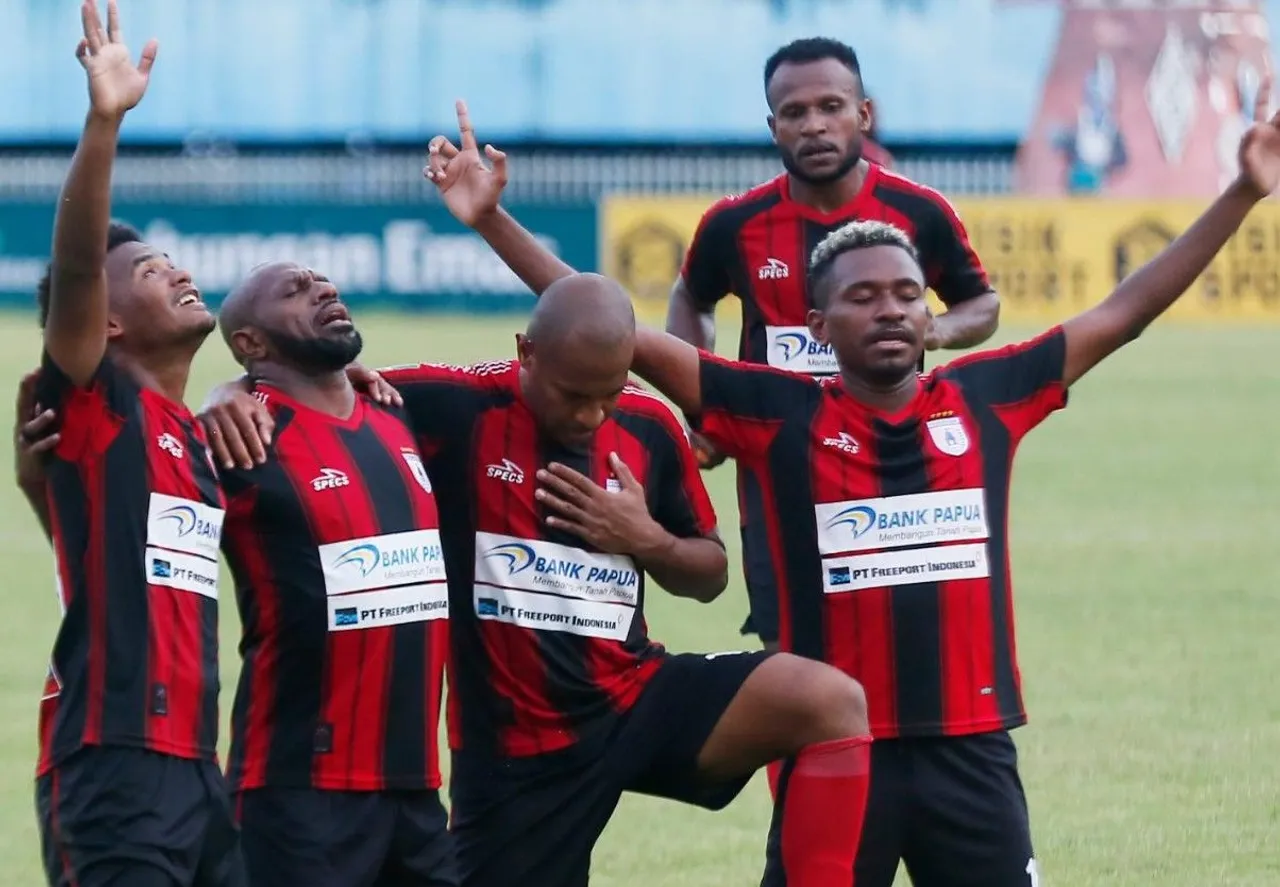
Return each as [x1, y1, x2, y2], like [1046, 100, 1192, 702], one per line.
[695, 653, 872, 887]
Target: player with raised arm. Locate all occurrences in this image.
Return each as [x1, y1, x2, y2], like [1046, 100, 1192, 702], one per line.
[20, 257, 457, 885]
[424, 90, 1280, 886]
[30, 3, 245, 885]
[668, 37, 1001, 656]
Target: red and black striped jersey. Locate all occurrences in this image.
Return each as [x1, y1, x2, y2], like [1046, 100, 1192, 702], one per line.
[220, 384, 448, 792]
[681, 168, 990, 374]
[36, 354, 225, 775]
[694, 328, 1068, 738]
[377, 360, 719, 760]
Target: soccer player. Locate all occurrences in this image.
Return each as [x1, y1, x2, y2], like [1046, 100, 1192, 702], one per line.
[210, 263, 457, 886]
[667, 37, 1000, 653]
[21, 263, 455, 886]
[30, 2, 244, 885]
[371, 276, 873, 887]
[425, 90, 1280, 886]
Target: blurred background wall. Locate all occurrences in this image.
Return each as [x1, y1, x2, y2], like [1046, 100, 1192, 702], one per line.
[3, 0, 1280, 322]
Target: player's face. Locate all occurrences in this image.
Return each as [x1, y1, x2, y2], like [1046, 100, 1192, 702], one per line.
[104, 241, 215, 351]
[253, 263, 363, 373]
[808, 245, 927, 386]
[767, 59, 871, 185]
[517, 335, 634, 450]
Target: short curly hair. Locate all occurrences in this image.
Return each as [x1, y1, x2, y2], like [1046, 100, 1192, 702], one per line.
[36, 221, 145, 328]
[807, 220, 920, 308]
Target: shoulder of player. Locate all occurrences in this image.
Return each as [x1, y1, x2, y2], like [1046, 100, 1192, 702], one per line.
[935, 326, 1066, 378]
[614, 385, 688, 440]
[379, 358, 519, 390]
[696, 176, 786, 232]
[871, 168, 966, 229]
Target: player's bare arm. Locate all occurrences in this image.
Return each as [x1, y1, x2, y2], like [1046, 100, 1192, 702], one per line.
[45, 1, 157, 386]
[423, 102, 709, 418]
[13, 372, 58, 543]
[665, 278, 717, 354]
[537, 453, 728, 602]
[1060, 82, 1280, 388]
[927, 289, 999, 351]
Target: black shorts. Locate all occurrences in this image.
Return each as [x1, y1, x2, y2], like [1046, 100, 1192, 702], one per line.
[737, 468, 780, 643]
[37, 746, 246, 887]
[765, 731, 1038, 887]
[236, 787, 457, 887]
[450, 650, 771, 887]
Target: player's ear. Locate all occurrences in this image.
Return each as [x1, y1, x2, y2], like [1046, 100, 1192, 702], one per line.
[515, 333, 534, 368]
[105, 313, 125, 341]
[231, 328, 268, 364]
[767, 114, 778, 142]
[859, 97, 873, 134]
[807, 307, 829, 345]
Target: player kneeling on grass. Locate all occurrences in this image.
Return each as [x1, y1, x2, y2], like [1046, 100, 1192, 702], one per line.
[175, 273, 876, 886]
[423, 93, 1280, 886]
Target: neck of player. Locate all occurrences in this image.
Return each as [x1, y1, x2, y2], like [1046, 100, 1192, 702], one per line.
[839, 367, 920, 414]
[788, 158, 870, 214]
[253, 363, 357, 419]
[111, 346, 196, 406]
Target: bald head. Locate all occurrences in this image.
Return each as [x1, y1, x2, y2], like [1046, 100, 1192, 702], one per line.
[219, 261, 292, 354]
[218, 262, 360, 374]
[526, 273, 636, 352]
[517, 274, 637, 448]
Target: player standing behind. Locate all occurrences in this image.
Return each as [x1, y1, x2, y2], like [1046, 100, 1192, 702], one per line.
[667, 38, 1000, 654]
[430, 84, 1280, 886]
[29, 3, 245, 885]
[204, 264, 457, 886]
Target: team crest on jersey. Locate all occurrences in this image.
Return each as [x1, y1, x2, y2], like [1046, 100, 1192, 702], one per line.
[925, 413, 969, 456]
[401, 449, 432, 493]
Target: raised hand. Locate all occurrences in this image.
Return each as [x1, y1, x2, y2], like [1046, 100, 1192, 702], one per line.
[76, 0, 157, 120]
[423, 100, 508, 227]
[1237, 71, 1280, 199]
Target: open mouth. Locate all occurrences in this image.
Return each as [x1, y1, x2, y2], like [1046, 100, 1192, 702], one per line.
[317, 302, 352, 328]
[175, 288, 204, 308]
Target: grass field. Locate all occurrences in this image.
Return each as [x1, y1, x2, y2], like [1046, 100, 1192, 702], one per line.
[0, 310, 1278, 885]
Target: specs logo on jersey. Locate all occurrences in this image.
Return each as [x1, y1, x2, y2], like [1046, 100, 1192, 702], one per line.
[157, 432, 184, 459]
[757, 257, 790, 280]
[155, 504, 221, 542]
[774, 331, 833, 364]
[331, 543, 381, 578]
[925, 415, 970, 456]
[485, 458, 525, 484]
[824, 505, 878, 539]
[312, 468, 351, 491]
[822, 432, 860, 455]
[484, 542, 537, 575]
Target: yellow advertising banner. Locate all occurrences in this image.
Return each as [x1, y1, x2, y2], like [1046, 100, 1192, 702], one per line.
[598, 195, 727, 323]
[600, 194, 1280, 323]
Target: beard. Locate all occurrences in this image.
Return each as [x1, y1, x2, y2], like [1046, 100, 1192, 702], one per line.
[778, 140, 863, 186]
[263, 327, 364, 374]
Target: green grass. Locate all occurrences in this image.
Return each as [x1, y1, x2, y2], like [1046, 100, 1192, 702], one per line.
[1, 311, 1279, 885]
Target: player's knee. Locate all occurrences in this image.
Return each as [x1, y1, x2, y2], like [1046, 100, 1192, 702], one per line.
[773, 654, 868, 743]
